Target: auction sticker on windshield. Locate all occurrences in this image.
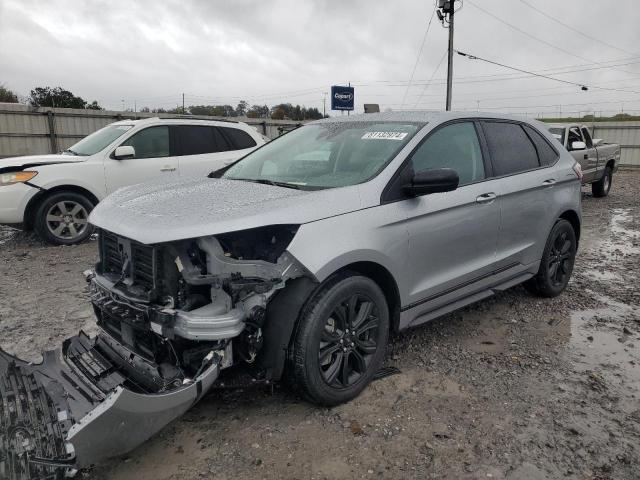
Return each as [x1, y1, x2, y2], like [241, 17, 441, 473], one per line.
[362, 131, 408, 140]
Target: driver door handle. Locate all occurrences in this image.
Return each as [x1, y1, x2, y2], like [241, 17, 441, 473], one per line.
[542, 179, 556, 186]
[160, 166, 176, 172]
[476, 192, 497, 204]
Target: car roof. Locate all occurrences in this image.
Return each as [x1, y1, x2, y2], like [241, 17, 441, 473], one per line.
[548, 123, 584, 129]
[310, 110, 541, 125]
[109, 117, 249, 129]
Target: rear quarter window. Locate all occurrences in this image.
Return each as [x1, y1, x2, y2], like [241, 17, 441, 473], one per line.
[220, 127, 258, 150]
[523, 125, 559, 166]
[482, 121, 540, 176]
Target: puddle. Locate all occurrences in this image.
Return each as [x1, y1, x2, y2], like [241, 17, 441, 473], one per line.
[567, 293, 640, 412]
[610, 208, 640, 238]
[581, 207, 640, 264]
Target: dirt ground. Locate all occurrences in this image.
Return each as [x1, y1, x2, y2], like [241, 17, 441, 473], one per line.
[1, 171, 639, 480]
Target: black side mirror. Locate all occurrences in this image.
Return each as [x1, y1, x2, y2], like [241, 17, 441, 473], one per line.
[403, 168, 459, 197]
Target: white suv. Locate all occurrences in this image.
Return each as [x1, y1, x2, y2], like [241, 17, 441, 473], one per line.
[0, 118, 265, 244]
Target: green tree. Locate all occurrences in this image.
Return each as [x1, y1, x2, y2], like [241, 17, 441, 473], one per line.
[612, 113, 631, 120]
[247, 104, 269, 118]
[85, 100, 103, 110]
[0, 84, 18, 103]
[235, 100, 248, 116]
[271, 107, 286, 120]
[189, 105, 215, 116]
[29, 86, 101, 109]
[305, 107, 323, 120]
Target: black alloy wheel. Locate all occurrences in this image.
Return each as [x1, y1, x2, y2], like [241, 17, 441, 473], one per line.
[525, 219, 577, 298]
[291, 274, 389, 406]
[318, 294, 380, 389]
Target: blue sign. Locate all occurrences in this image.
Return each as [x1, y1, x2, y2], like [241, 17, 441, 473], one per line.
[331, 85, 354, 111]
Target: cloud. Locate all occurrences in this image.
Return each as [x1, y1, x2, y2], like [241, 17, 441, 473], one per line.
[1, 0, 639, 115]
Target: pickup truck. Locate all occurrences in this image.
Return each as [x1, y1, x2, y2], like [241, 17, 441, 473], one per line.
[548, 124, 620, 197]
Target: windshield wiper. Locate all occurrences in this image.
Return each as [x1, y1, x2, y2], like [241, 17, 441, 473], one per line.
[62, 149, 88, 156]
[230, 178, 303, 190]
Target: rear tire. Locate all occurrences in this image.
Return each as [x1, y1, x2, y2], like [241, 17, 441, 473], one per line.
[34, 191, 95, 245]
[292, 273, 389, 406]
[592, 166, 612, 198]
[525, 219, 577, 298]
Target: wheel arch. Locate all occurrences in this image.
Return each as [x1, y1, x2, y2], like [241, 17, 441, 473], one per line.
[559, 209, 581, 245]
[258, 260, 402, 381]
[23, 185, 100, 230]
[329, 261, 402, 333]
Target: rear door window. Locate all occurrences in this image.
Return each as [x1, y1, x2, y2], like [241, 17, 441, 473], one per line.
[219, 127, 258, 150]
[523, 125, 559, 166]
[174, 125, 219, 156]
[482, 122, 540, 176]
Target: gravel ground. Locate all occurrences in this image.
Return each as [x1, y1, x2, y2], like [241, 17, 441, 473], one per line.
[1, 171, 639, 480]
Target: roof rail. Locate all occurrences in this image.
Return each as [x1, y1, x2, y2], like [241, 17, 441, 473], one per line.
[154, 115, 239, 124]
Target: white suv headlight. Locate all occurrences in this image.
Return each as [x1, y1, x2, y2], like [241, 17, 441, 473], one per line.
[0, 171, 38, 186]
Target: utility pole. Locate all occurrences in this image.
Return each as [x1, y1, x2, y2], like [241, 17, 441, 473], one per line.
[445, 5, 454, 111]
[182, 93, 185, 114]
[437, 1, 459, 111]
[323, 92, 327, 118]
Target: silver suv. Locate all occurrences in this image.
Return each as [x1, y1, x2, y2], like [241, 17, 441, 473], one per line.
[0, 112, 581, 472]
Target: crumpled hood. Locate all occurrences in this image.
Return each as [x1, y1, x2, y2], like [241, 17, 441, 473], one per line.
[0, 154, 85, 172]
[90, 177, 363, 244]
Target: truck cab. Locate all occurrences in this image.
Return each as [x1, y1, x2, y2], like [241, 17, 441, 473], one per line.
[548, 124, 620, 197]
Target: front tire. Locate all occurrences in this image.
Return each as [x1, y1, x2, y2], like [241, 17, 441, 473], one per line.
[525, 219, 577, 298]
[592, 166, 612, 198]
[292, 273, 389, 406]
[34, 191, 95, 245]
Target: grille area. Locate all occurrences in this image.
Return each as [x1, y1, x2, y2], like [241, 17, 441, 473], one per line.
[102, 230, 123, 273]
[100, 230, 158, 293]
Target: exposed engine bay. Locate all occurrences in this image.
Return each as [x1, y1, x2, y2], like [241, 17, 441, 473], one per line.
[0, 225, 314, 479]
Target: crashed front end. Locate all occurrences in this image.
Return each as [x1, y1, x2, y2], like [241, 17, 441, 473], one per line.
[0, 225, 310, 478]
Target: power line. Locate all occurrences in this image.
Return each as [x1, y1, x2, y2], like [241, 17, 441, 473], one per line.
[456, 50, 640, 95]
[351, 58, 640, 88]
[465, 0, 638, 77]
[516, 0, 638, 58]
[350, 55, 640, 85]
[413, 50, 448, 108]
[401, 3, 437, 107]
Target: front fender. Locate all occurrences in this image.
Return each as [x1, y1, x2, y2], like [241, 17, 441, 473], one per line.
[287, 204, 410, 305]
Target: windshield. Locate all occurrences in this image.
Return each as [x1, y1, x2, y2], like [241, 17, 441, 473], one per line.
[222, 122, 423, 189]
[64, 124, 133, 156]
[549, 127, 566, 146]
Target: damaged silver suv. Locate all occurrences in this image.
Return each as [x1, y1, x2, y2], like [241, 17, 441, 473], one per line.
[0, 112, 581, 476]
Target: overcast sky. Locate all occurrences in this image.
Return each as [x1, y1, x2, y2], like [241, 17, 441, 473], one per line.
[2, 0, 640, 116]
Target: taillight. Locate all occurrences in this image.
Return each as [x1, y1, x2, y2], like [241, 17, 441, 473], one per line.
[572, 162, 583, 181]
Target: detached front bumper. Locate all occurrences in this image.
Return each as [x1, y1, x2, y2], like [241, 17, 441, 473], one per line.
[0, 332, 222, 478]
